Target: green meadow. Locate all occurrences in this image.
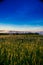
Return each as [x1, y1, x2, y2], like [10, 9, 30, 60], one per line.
[0, 34, 43, 65]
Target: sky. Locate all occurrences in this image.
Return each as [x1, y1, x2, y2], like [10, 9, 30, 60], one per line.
[0, 0, 43, 31]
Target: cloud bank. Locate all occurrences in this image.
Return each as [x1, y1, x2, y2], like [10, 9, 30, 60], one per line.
[0, 24, 43, 32]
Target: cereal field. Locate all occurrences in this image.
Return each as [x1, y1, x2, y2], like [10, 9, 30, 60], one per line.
[0, 34, 43, 65]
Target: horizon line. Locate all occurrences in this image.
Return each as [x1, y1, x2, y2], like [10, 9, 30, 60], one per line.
[0, 24, 43, 32]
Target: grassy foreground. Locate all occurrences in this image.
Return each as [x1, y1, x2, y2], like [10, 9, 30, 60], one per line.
[0, 34, 43, 65]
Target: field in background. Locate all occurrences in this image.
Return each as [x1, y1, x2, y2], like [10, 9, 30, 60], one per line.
[0, 34, 43, 65]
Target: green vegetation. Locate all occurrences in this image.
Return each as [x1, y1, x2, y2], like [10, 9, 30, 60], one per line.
[0, 34, 43, 65]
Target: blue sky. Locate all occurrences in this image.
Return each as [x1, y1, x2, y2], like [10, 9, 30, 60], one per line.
[0, 0, 43, 31]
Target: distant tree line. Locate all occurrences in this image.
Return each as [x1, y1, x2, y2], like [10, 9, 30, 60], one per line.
[0, 32, 39, 35]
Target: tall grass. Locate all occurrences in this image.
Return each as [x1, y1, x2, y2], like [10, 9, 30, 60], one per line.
[0, 34, 43, 65]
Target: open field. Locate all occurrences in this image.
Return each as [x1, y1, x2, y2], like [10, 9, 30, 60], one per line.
[0, 34, 43, 65]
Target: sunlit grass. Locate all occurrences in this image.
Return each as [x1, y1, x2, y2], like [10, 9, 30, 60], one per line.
[0, 34, 43, 65]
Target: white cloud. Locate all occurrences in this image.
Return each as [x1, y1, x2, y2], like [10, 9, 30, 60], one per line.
[0, 24, 43, 32]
